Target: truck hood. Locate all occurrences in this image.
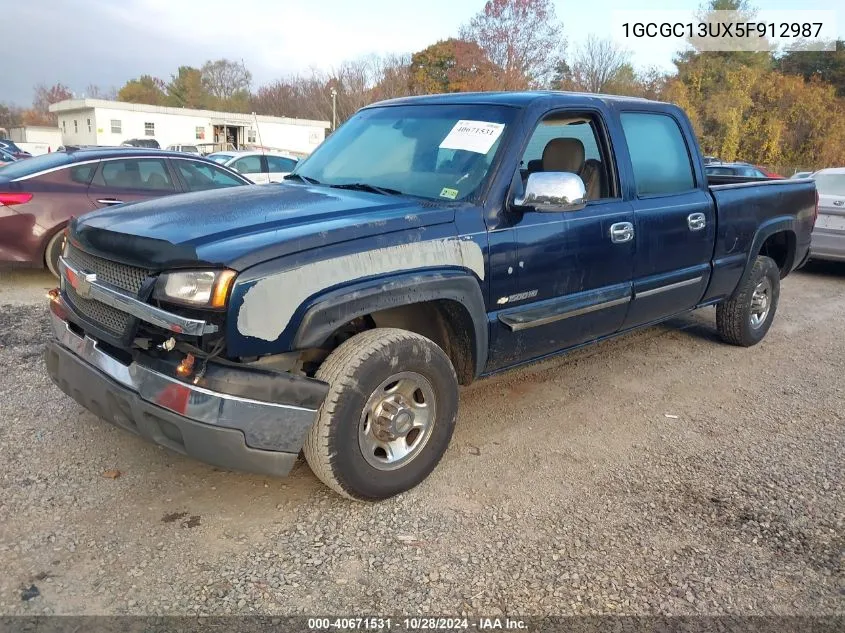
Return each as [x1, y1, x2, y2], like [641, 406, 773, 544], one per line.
[71, 183, 456, 271]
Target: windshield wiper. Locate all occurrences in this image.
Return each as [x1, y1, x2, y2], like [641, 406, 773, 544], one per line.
[283, 173, 321, 185]
[328, 182, 404, 196]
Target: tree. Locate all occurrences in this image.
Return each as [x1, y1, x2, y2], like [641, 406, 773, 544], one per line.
[675, 0, 772, 72]
[25, 82, 74, 125]
[558, 35, 630, 93]
[370, 54, 413, 101]
[460, 0, 565, 89]
[201, 59, 252, 101]
[85, 84, 117, 100]
[777, 39, 845, 97]
[167, 66, 209, 108]
[0, 103, 23, 130]
[409, 39, 502, 94]
[117, 75, 167, 105]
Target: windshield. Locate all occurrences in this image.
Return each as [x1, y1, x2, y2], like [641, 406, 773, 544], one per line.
[814, 173, 845, 196]
[0, 152, 74, 178]
[208, 153, 234, 164]
[294, 104, 517, 201]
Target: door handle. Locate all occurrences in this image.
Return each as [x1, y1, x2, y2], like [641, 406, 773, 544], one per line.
[96, 198, 124, 205]
[609, 222, 634, 244]
[688, 212, 706, 231]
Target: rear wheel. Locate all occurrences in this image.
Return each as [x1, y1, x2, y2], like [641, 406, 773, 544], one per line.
[716, 255, 780, 347]
[303, 328, 459, 501]
[44, 230, 66, 278]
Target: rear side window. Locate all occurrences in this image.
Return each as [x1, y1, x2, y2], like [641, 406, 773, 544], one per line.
[94, 158, 175, 191]
[620, 113, 695, 196]
[175, 160, 246, 192]
[70, 163, 97, 184]
[266, 156, 297, 172]
[232, 155, 263, 174]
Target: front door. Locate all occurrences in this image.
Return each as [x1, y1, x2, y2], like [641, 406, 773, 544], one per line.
[87, 157, 181, 208]
[489, 110, 635, 368]
[617, 112, 715, 328]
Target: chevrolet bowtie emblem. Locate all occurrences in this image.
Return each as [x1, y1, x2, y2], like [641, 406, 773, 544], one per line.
[75, 272, 97, 299]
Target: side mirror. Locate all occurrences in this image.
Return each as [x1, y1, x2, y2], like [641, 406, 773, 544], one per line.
[514, 171, 587, 212]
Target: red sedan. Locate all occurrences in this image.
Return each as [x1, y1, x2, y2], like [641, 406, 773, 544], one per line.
[0, 147, 251, 276]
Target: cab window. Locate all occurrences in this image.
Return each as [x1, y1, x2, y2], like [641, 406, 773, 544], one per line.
[519, 112, 616, 200]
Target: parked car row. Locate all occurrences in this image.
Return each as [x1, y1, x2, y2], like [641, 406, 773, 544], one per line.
[0, 148, 252, 275]
[704, 162, 782, 179]
[0, 139, 33, 159]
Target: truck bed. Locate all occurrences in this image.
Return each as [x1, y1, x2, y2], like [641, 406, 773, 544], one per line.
[701, 177, 817, 302]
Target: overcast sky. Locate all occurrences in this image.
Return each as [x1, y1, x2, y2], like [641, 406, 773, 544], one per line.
[1, 0, 841, 106]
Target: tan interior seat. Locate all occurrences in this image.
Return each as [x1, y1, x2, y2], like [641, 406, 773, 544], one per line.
[541, 138, 601, 200]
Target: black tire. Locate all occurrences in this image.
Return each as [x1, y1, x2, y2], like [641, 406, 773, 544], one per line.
[44, 230, 65, 278]
[716, 255, 780, 347]
[303, 328, 459, 501]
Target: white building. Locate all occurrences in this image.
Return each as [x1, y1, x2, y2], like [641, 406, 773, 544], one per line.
[48, 99, 329, 156]
[8, 126, 64, 155]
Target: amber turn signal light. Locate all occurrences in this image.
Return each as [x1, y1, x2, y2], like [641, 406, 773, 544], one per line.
[210, 270, 237, 309]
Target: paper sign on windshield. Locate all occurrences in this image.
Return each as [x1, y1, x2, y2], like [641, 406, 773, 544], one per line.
[439, 120, 505, 155]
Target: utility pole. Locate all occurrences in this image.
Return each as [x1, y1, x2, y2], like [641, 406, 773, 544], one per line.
[331, 87, 338, 131]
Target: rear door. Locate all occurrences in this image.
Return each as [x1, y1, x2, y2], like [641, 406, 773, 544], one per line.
[618, 111, 716, 328]
[264, 155, 298, 183]
[87, 157, 181, 208]
[812, 170, 845, 259]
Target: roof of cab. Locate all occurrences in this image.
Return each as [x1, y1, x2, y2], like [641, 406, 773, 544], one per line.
[367, 91, 661, 109]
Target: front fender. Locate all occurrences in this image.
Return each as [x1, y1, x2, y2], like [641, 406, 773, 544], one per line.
[294, 270, 489, 377]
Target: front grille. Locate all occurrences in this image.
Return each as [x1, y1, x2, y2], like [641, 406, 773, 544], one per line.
[62, 243, 150, 340]
[65, 284, 133, 335]
[65, 243, 150, 294]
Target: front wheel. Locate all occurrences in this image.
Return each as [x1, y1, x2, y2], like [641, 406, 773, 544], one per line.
[303, 328, 459, 501]
[716, 255, 780, 347]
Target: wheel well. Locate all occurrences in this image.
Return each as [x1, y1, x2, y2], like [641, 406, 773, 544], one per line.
[320, 300, 477, 385]
[42, 224, 67, 268]
[759, 230, 796, 278]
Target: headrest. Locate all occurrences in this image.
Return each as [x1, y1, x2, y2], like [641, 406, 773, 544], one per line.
[542, 138, 585, 173]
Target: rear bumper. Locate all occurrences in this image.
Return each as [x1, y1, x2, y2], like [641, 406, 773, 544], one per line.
[810, 229, 845, 262]
[45, 310, 327, 477]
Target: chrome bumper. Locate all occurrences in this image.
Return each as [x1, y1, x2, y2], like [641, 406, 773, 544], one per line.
[59, 256, 217, 336]
[48, 310, 322, 455]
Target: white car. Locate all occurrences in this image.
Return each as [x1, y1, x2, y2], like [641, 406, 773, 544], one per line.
[166, 144, 201, 155]
[207, 151, 299, 184]
[809, 167, 845, 261]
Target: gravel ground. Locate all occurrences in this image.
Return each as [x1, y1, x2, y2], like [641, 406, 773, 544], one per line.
[0, 265, 842, 616]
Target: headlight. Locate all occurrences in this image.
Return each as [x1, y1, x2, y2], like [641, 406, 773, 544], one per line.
[153, 270, 237, 309]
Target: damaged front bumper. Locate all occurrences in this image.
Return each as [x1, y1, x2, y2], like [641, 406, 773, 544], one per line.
[44, 306, 328, 477]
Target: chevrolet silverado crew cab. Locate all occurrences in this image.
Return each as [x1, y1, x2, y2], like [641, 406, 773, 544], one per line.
[42, 92, 817, 501]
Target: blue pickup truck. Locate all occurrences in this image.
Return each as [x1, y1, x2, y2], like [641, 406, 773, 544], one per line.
[43, 92, 817, 500]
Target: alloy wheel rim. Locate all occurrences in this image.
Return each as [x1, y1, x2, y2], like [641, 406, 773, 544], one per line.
[749, 278, 771, 328]
[358, 371, 436, 471]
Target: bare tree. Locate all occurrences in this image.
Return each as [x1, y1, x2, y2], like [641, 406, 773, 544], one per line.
[460, 0, 565, 88]
[565, 35, 631, 93]
[201, 59, 252, 100]
[85, 84, 117, 100]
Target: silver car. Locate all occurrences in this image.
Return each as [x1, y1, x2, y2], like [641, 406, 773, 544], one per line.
[810, 168, 845, 261]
